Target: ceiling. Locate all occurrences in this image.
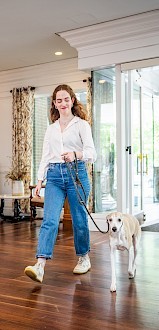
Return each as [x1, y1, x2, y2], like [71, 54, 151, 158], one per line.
[0, 0, 159, 72]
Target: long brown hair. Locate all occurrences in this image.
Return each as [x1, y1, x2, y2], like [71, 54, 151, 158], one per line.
[50, 84, 87, 123]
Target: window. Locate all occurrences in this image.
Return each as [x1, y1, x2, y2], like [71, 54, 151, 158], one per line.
[32, 97, 51, 184]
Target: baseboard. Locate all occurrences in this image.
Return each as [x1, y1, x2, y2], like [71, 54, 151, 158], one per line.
[133, 210, 145, 225]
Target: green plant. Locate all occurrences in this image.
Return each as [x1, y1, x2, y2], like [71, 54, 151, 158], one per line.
[5, 162, 29, 181]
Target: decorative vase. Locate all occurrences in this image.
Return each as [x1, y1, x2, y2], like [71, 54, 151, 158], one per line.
[12, 180, 24, 196]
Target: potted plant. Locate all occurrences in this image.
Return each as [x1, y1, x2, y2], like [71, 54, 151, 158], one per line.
[5, 161, 29, 196]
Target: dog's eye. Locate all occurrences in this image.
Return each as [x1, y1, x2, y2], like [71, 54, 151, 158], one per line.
[118, 218, 121, 222]
[109, 218, 112, 222]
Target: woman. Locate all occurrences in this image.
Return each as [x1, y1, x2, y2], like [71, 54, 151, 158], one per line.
[24, 84, 97, 283]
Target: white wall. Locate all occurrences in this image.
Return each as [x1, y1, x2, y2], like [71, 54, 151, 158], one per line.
[0, 97, 12, 195]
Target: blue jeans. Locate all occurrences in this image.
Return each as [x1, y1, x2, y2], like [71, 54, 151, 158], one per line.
[36, 161, 90, 259]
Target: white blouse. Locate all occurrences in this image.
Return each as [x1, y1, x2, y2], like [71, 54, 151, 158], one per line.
[37, 116, 97, 181]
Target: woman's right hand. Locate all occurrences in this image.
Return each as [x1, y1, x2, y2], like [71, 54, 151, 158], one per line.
[35, 180, 43, 197]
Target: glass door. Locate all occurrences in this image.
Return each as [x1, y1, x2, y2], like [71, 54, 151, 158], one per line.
[92, 68, 117, 213]
[124, 66, 159, 222]
[142, 92, 153, 216]
[132, 84, 142, 214]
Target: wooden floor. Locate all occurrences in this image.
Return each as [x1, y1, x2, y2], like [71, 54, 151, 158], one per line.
[0, 219, 158, 330]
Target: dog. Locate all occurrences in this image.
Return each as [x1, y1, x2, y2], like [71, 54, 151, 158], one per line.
[106, 212, 141, 292]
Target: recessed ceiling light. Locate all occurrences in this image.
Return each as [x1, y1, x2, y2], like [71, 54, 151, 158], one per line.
[55, 51, 63, 56]
[99, 79, 106, 84]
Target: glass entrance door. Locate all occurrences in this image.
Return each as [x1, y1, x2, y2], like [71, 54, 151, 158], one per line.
[92, 68, 117, 213]
[124, 67, 159, 222]
[133, 87, 154, 216]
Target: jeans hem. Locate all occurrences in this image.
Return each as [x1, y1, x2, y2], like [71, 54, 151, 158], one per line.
[76, 250, 90, 257]
[36, 254, 52, 260]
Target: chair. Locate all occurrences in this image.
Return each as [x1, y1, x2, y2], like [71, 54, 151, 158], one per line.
[29, 185, 72, 223]
[29, 185, 45, 222]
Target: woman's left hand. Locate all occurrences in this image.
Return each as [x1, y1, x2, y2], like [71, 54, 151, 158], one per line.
[61, 152, 75, 162]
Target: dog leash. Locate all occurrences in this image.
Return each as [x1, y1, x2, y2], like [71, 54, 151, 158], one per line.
[65, 152, 109, 234]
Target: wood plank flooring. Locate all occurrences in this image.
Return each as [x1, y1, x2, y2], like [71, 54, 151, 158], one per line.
[0, 220, 158, 330]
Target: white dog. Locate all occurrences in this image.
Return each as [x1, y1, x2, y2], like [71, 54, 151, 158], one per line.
[106, 212, 141, 292]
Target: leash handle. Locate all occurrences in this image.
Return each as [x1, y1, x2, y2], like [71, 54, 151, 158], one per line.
[73, 151, 78, 173]
[73, 151, 80, 182]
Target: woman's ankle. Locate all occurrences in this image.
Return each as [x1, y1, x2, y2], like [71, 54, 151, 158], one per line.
[37, 257, 46, 267]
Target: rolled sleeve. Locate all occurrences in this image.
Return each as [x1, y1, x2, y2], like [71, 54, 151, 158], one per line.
[79, 120, 97, 163]
[37, 129, 51, 180]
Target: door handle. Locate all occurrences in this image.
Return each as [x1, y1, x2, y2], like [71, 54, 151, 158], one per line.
[143, 154, 148, 175]
[137, 154, 142, 174]
[137, 154, 148, 174]
[126, 146, 131, 154]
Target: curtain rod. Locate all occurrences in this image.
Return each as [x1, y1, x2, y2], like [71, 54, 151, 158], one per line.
[83, 77, 92, 83]
[10, 86, 35, 93]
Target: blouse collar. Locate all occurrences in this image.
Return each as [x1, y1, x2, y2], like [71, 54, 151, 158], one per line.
[54, 116, 80, 130]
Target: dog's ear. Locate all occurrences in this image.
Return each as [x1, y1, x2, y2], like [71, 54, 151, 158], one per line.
[106, 213, 112, 221]
[106, 215, 110, 232]
[106, 215, 109, 222]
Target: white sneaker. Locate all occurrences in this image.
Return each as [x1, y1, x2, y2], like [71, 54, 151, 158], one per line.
[73, 255, 91, 274]
[24, 263, 44, 283]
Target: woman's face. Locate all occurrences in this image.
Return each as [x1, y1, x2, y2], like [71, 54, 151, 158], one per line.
[54, 90, 74, 116]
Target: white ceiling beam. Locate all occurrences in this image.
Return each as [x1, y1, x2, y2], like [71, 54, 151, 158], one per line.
[59, 10, 159, 70]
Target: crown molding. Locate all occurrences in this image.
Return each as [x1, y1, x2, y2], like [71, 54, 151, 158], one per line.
[60, 10, 159, 70]
[0, 58, 89, 95]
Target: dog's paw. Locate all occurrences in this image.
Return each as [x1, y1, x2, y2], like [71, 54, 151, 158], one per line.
[128, 267, 136, 279]
[110, 283, 116, 292]
[117, 245, 126, 251]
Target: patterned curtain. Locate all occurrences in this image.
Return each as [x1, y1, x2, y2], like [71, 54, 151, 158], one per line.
[85, 78, 94, 212]
[12, 87, 35, 211]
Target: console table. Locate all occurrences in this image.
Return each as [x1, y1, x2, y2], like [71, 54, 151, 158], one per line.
[0, 194, 30, 222]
